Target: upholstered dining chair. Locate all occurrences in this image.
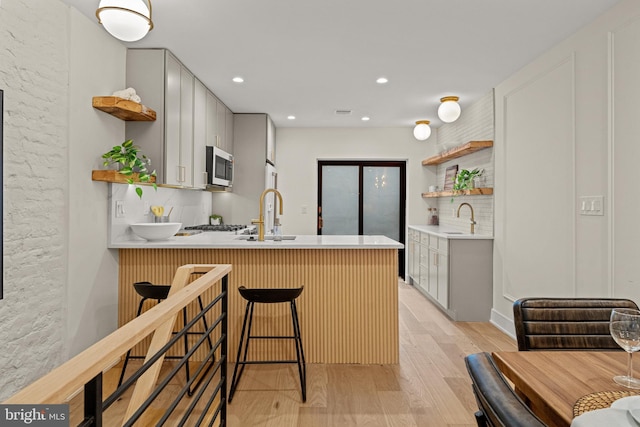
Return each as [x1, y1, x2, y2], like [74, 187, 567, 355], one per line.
[513, 297, 639, 351]
[465, 352, 546, 427]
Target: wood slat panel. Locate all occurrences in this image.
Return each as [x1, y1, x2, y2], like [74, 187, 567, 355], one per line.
[119, 248, 399, 364]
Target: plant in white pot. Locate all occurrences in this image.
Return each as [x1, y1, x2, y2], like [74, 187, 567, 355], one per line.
[101, 139, 157, 198]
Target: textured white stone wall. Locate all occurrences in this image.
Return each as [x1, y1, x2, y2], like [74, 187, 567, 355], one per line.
[0, 0, 69, 398]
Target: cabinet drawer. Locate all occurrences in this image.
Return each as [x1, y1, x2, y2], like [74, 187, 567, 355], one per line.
[409, 229, 418, 241]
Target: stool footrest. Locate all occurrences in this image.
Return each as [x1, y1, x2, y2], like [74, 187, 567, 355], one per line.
[248, 335, 297, 339]
[236, 360, 299, 365]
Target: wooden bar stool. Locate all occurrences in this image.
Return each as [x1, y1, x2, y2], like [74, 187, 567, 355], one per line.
[228, 286, 306, 403]
[117, 281, 214, 396]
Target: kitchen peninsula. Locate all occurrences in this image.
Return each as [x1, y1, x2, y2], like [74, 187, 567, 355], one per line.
[112, 234, 403, 364]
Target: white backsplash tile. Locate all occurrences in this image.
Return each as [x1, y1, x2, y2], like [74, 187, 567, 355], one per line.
[108, 184, 211, 243]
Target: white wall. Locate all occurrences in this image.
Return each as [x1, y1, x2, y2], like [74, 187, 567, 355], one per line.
[492, 0, 640, 334]
[275, 127, 435, 235]
[0, 0, 126, 399]
[67, 7, 126, 358]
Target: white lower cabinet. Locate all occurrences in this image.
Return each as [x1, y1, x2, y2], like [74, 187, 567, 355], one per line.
[408, 227, 493, 321]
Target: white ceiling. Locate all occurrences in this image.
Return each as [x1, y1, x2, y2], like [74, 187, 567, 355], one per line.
[61, 0, 621, 129]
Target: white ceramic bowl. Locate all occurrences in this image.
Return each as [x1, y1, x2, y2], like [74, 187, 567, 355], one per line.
[130, 223, 182, 241]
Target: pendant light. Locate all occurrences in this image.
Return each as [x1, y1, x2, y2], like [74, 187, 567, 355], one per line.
[437, 96, 461, 123]
[96, 0, 154, 42]
[413, 120, 432, 141]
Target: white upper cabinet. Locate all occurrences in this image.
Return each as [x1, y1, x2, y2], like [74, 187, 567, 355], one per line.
[126, 48, 232, 188]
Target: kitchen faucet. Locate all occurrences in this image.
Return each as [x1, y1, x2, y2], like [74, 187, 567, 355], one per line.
[252, 188, 283, 241]
[456, 202, 476, 234]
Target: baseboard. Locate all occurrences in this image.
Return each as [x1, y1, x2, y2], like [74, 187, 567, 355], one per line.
[490, 308, 516, 340]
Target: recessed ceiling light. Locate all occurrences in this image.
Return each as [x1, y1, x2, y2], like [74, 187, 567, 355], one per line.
[361, 116, 370, 121]
[287, 115, 296, 120]
[376, 77, 388, 84]
[232, 76, 244, 83]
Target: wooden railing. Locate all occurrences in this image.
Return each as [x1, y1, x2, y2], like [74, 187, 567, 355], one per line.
[3, 264, 231, 427]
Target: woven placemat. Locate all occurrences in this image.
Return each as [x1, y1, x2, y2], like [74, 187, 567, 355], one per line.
[573, 390, 640, 417]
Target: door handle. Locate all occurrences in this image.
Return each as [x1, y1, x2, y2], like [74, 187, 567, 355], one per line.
[318, 217, 323, 229]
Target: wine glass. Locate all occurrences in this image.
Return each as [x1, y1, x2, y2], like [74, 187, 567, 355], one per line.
[610, 308, 640, 389]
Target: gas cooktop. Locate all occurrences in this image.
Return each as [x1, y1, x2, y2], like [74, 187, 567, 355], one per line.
[184, 224, 253, 232]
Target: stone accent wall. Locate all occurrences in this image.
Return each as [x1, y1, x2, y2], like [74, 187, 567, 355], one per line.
[0, 0, 69, 399]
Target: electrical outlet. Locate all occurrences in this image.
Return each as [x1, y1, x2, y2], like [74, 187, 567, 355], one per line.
[115, 201, 125, 218]
[579, 196, 604, 216]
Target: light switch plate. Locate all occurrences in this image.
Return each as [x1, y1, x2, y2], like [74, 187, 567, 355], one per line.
[115, 200, 125, 218]
[579, 196, 604, 216]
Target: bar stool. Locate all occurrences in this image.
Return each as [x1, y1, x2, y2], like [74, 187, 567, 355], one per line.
[117, 281, 214, 395]
[228, 286, 306, 403]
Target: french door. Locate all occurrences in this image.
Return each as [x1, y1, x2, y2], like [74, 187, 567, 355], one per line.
[317, 161, 406, 278]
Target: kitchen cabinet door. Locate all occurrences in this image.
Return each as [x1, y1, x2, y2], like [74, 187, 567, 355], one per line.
[225, 106, 234, 153]
[178, 66, 194, 187]
[217, 98, 226, 151]
[206, 91, 218, 148]
[436, 252, 449, 308]
[193, 78, 207, 189]
[164, 53, 181, 186]
[266, 115, 276, 164]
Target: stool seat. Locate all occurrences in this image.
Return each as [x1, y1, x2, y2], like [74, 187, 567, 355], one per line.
[238, 286, 303, 304]
[133, 282, 170, 300]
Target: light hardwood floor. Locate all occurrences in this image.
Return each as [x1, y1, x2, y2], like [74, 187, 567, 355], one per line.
[78, 280, 516, 426]
[225, 280, 516, 427]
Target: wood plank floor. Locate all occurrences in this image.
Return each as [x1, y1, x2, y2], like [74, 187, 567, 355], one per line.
[74, 280, 517, 426]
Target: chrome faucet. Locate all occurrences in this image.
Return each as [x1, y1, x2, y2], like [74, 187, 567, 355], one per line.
[252, 188, 283, 241]
[456, 202, 476, 234]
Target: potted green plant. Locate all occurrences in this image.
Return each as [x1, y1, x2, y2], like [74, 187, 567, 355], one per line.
[451, 168, 483, 202]
[101, 139, 157, 199]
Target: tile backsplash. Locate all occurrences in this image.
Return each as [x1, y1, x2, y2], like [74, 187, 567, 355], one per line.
[108, 184, 211, 243]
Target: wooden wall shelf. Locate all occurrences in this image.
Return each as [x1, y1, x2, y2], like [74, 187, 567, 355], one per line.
[92, 96, 156, 121]
[421, 187, 494, 198]
[422, 140, 493, 166]
[92, 170, 156, 184]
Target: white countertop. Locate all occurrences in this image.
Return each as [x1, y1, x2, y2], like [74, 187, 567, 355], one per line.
[408, 225, 494, 240]
[109, 232, 404, 249]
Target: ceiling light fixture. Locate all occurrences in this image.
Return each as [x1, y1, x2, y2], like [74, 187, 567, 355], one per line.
[361, 116, 370, 121]
[96, 0, 154, 42]
[376, 77, 388, 84]
[232, 77, 244, 83]
[287, 115, 296, 120]
[413, 120, 431, 141]
[437, 96, 461, 123]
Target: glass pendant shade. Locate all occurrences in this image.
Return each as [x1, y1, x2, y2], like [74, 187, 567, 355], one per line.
[438, 96, 461, 123]
[97, 0, 153, 42]
[413, 120, 431, 141]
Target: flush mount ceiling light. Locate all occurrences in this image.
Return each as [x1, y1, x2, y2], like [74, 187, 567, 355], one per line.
[232, 76, 244, 83]
[413, 120, 431, 141]
[96, 0, 154, 42]
[437, 96, 461, 123]
[361, 116, 370, 121]
[376, 77, 388, 84]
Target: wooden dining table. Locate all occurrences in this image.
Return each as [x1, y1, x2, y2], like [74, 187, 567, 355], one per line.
[493, 351, 640, 427]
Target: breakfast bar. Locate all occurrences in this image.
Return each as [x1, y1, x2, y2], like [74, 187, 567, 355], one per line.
[112, 234, 403, 364]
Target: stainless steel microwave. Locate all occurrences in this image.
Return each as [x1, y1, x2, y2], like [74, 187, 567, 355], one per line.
[206, 146, 233, 187]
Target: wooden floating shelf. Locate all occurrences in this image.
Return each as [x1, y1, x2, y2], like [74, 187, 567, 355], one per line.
[92, 170, 156, 184]
[421, 187, 494, 198]
[422, 140, 493, 166]
[92, 96, 156, 121]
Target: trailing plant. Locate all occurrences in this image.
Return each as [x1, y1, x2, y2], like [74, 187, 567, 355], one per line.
[450, 168, 483, 202]
[102, 139, 157, 199]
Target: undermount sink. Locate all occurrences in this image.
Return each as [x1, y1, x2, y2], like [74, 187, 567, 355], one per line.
[235, 235, 297, 241]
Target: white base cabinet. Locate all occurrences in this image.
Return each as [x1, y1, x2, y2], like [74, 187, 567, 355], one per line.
[407, 227, 493, 321]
